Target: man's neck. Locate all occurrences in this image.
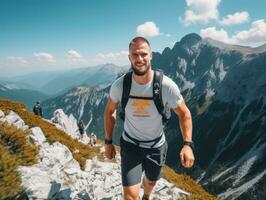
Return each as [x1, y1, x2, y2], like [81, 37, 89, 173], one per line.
[132, 69, 154, 85]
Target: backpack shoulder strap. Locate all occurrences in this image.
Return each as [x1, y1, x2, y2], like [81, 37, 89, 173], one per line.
[153, 70, 168, 123]
[120, 71, 132, 120]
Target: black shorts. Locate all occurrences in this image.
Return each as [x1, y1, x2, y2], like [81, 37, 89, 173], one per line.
[120, 136, 168, 187]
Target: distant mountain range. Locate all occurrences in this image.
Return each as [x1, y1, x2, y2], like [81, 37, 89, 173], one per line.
[0, 63, 129, 111]
[40, 63, 128, 95]
[0, 84, 49, 110]
[42, 33, 266, 200]
[0, 64, 129, 95]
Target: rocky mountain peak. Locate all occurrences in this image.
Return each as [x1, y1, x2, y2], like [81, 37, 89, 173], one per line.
[179, 33, 202, 47]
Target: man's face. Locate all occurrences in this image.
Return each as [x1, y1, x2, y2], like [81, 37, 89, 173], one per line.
[128, 41, 152, 76]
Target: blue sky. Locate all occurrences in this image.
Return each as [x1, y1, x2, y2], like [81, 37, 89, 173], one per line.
[1, 0, 266, 76]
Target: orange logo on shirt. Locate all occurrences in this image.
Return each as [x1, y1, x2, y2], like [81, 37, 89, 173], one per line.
[131, 100, 150, 115]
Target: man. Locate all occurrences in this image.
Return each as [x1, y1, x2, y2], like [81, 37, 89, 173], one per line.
[104, 37, 194, 200]
[78, 120, 85, 138]
[33, 101, 43, 117]
[90, 132, 97, 146]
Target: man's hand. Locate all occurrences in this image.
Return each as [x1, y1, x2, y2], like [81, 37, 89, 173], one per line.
[180, 145, 195, 168]
[104, 144, 116, 159]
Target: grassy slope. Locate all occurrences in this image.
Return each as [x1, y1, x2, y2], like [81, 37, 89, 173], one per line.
[0, 98, 217, 200]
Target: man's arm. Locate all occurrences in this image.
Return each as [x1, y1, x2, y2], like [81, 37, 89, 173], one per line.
[104, 97, 118, 140]
[173, 100, 195, 168]
[104, 97, 118, 159]
[173, 100, 192, 142]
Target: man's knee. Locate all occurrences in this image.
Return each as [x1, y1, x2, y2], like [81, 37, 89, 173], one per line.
[123, 184, 141, 200]
[144, 176, 156, 187]
[124, 193, 139, 200]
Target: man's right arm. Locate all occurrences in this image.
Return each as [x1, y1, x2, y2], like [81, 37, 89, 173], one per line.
[104, 97, 118, 159]
[104, 97, 118, 140]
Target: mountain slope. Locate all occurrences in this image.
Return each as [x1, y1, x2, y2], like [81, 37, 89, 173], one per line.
[0, 99, 216, 200]
[152, 33, 266, 200]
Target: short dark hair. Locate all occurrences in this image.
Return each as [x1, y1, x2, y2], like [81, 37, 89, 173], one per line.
[129, 36, 151, 51]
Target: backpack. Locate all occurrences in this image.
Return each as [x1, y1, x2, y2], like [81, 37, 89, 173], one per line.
[33, 104, 42, 117]
[119, 70, 171, 147]
[119, 70, 171, 125]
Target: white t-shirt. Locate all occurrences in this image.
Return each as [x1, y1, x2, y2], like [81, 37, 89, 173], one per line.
[110, 71, 183, 148]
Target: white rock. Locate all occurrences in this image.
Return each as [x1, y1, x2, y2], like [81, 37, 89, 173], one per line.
[5, 111, 26, 129]
[0, 110, 5, 118]
[18, 166, 54, 199]
[51, 109, 80, 139]
[100, 145, 105, 154]
[85, 160, 93, 172]
[78, 133, 90, 144]
[39, 142, 80, 170]
[29, 127, 46, 146]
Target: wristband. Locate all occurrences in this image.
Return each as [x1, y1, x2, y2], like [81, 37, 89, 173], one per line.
[105, 139, 113, 144]
[183, 141, 194, 150]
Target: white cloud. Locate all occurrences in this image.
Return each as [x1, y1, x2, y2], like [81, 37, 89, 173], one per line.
[96, 51, 128, 59]
[200, 19, 266, 46]
[93, 51, 129, 66]
[67, 50, 82, 58]
[181, 0, 221, 26]
[219, 11, 250, 26]
[34, 52, 55, 62]
[200, 27, 232, 43]
[7, 56, 28, 64]
[136, 21, 161, 37]
[232, 19, 266, 44]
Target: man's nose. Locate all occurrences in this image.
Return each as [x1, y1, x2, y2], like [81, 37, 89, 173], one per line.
[136, 54, 143, 61]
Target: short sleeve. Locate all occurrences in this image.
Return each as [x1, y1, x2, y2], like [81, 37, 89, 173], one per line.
[163, 76, 183, 109]
[109, 75, 123, 103]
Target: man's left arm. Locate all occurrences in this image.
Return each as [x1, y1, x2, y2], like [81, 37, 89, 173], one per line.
[173, 100, 195, 168]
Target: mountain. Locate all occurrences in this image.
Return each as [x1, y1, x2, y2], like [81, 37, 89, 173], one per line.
[42, 33, 266, 199]
[42, 85, 120, 141]
[40, 63, 128, 95]
[0, 70, 67, 91]
[152, 33, 266, 200]
[0, 84, 49, 110]
[0, 80, 33, 90]
[0, 64, 129, 96]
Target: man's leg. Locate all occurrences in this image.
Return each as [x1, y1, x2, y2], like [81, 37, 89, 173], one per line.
[120, 137, 144, 200]
[142, 176, 156, 199]
[123, 183, 141, 200]
[142, 142, 168, 199]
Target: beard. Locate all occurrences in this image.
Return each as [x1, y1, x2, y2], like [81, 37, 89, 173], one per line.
[131, 64, 151, 76]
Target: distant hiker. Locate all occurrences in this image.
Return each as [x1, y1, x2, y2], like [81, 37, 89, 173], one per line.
[104, 37, 195, 200]
[90, 133, 97, 146]
[33, 101, 43, 117]
[77, 120, 85, 137]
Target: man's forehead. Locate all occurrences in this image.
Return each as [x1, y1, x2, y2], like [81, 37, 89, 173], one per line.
[130, 42, 151, 51]
[131, 40, 149, 47]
